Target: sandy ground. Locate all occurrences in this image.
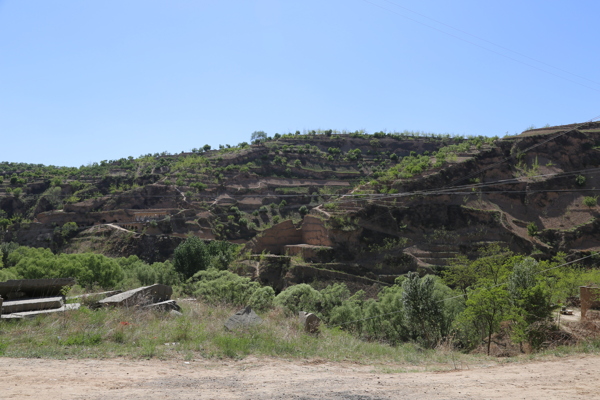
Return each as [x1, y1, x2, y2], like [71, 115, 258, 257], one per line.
[1, 355, 599, 400]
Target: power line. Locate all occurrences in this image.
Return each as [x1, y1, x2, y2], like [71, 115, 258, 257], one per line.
[359, 0, 600, 93]
[328, 252, 598, 329]
[377, 0, 600, 87]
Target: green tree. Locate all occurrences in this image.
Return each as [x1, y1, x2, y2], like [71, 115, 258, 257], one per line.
[59, 222, 78, 239]
[507, 258, 537, 300]
[465, 244, 514, 285]
[401, 272, 443, 347]
[173, 237, 213, 279]
[506, 258, 555, 348]
[251, 131, 268, 143]
[460, 286, 510, 355]
[442, 254, 478, 297]
[0, 219, 11, 230]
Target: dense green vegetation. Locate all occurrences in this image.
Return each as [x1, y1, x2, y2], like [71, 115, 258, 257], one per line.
[2, 126, 600, 362]
[1, 239, 599, 358]
[0, 241, 181, 288]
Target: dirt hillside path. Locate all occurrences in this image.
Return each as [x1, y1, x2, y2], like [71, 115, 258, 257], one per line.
[1, 355, 599, 399]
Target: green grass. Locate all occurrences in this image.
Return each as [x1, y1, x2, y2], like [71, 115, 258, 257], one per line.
[0, 301, 479, 367]
[1, 300, 598, 372]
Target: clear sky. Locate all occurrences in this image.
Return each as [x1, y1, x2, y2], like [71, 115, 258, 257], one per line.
[1, 0, 599, 167]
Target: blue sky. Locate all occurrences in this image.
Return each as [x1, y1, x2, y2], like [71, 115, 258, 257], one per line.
[1, 0, 599, 167]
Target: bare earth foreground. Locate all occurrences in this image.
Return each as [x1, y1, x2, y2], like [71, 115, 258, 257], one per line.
[1, 355, 599, 400]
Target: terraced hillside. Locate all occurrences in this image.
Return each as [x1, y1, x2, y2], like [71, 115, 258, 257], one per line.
[2, 123, 600, 286]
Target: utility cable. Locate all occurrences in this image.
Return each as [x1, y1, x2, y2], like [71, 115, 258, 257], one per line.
[378, 0, 600, 87]
[328, 252, 598, 329]
[359, 0, 600, 93]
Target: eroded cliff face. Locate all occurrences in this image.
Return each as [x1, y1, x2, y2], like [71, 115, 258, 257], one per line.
[250, 127, 600, 277]
[249, 220, 304, 255]
[4, 125, 600, 275]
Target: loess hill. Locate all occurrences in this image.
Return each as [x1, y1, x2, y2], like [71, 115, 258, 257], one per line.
[3, 123, 600, 287]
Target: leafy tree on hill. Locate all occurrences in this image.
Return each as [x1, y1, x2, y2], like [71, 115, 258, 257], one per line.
[401, 272, 444, 347]
[459, 286, 510, 355]
[173, 237, 237, 279]
[251, 130, 268, 143]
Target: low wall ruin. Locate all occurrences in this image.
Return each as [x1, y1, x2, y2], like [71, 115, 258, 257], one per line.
[580, 285, 600, 320]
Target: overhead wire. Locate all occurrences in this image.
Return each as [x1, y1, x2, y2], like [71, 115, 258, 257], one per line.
[359, 0, 600, 93]
[328, 252, 599, 329]
[377, 0, 600, 87]
[324, 116, 600, 329]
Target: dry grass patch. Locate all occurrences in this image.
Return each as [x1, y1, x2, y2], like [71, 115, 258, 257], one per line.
[1, 300, 598, 371]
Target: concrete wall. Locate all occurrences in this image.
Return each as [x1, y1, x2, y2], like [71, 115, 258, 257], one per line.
[580, 285, 600, 320]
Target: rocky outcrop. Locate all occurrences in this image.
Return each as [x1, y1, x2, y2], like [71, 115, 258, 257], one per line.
[249, 216, 334, 255]
[284, 244, 334, 263]
[251, 220, 303, 254]
[256, 255, 291, 292]
[302, 216, 333, 246]
[99, 284, 173, 307]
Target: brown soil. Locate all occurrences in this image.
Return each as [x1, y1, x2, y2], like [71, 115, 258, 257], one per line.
[1, 355, 599, 399]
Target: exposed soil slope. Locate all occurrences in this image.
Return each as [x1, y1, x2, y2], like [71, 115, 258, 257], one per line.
[3, 123, 600, 286]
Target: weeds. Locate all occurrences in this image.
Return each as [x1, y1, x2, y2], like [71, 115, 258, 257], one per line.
[0, 301, 477, 366]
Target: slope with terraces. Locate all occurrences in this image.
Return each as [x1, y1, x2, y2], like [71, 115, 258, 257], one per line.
[2, 123, 600, 286]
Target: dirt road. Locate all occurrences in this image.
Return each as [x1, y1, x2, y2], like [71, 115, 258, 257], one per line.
[1, 355, 599, 399]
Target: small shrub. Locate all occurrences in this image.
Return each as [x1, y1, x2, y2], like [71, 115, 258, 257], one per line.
[576, 175, 586, 186]
[274, 284, 322, 315]
[191, 269, 260, 305]
[527, 222, 538, 237]
[583, 196, 598, 208]
[248, 286, 275, 311]
[62, 333, 103, 346]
